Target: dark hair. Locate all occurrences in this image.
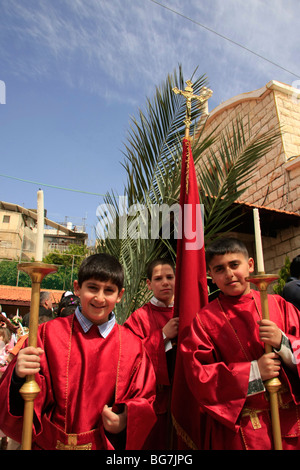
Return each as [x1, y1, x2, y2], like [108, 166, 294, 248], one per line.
[57, 293, 81, 317]
[290, 255, 300, 278]
[77, 253, 124, 292]
[59, 306, 78, 317]
[146, 258, 175, 280]
[38, 315, 52, 324]
[205, 238, 249, 267]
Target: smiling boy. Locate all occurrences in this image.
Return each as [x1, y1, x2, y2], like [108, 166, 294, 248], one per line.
[73, 276, 124, 326]
[181, 237, 300, 450]
[0, 253, 156, 450]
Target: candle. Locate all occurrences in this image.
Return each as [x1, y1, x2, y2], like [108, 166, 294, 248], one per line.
[35, 190, 44, 262]
[253, 208, 265, 273]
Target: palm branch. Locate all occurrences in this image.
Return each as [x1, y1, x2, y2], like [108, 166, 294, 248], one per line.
[97, 66, 281, 323]
[195, 117, 281, 238]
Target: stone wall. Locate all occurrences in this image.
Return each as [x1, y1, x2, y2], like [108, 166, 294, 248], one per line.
[198, 81, 300, 276]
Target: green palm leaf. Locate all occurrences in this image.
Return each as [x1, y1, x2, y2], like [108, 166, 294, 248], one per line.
[97, 66, 281, 323]
[196, 117, 281, 238]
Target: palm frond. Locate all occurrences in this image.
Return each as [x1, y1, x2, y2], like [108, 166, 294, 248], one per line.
[96, 66, 281, 323]
[122, 66, 208, 205]
[196, 117, 281, 238]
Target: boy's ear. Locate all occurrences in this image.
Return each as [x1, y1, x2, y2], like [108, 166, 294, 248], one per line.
[73, 280, 80, 296]
[207, 270, 215, 284]
[146, 279, 152, 291]
[248, 257, 255, 273]
[116, 288, 125, 303]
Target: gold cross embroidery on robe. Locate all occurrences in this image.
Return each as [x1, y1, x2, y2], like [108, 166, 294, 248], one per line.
[56, 434, 92, 450]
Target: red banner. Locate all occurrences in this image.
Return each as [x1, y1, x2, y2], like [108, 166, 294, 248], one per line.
[171, 138, 208, 449]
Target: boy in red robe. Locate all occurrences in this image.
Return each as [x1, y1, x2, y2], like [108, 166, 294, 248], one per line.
[124, 258, 179, 449]
[0, 253, 156, 450]
[181, 237, 300, 450]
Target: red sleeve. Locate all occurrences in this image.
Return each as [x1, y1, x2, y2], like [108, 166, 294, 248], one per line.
[273, 295, 300, 387]
[124, 306, 169, 385]
[181, 312, 251, 431]
[0, 357, 24, 442]
[114, 327, 157, 450]
[0, 325, 53, 443]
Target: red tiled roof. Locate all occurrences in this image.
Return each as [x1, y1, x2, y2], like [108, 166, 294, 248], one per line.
[198, 191, 300, 218]
[0, 285, 65, 306]
[234, 199, 300, 218]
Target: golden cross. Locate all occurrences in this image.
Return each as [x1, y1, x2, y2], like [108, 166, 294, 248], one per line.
[172, 80, 213, 138]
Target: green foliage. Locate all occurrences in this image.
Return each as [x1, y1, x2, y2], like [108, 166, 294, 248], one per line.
[42, 244, 89, 291]
[96, 65, 281, 324]
[40, 265, 74, 291]
[97, 66, 210, 322]
[0, 260, 31, 287]
[0, 245, 89, 291]
[43, 244, 89, 267]
[273, 256, 291, 295]
[197, 118, 281, 238]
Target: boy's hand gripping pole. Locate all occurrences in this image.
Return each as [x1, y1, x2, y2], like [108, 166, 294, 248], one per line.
[17, 262, 57, 450]
[249, 208, 283, 449]
[247, 273, 283, 450]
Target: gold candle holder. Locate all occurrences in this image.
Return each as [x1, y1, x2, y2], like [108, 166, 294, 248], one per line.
[247, 273, 282, 450]
[17, 262, 57, 450]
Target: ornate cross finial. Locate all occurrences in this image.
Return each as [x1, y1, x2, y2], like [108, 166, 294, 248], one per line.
[173, 80, 213, 138]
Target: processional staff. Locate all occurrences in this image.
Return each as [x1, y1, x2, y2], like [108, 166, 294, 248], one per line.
[172, 80, 213, 139]
[169, 79, 212, 449]
[18, 190, 57, 450]
[172, 80, 212, 193]
[247, 208, 283, 450]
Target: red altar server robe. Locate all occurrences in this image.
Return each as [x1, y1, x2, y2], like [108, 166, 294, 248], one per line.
[124, 300, 174, 449]
[0, 314, 156, 450]
[181, 290, 300, 450]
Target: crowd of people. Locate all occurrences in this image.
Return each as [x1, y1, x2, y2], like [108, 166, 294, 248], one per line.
[0, 238, 299, 450]
[0, 289, 81, 449]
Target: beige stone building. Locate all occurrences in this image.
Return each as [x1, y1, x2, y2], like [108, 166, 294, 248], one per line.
[199, 80, 300, 275]
[0, 201, 88, 261]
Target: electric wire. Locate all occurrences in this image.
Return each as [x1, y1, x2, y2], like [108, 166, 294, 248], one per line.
[2, 1, 299, 198]
[0, 173, 106, 197]
[148, 0, 300, 79]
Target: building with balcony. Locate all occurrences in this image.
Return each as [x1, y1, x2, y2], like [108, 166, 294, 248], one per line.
[0, 201, 88, 261]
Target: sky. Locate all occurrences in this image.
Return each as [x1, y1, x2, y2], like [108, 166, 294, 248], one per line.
[0, 0, 299, 245]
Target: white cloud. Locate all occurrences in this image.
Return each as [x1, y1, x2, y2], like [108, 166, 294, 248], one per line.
[1, 0, 299, 239]
[1, 0, 299, 106]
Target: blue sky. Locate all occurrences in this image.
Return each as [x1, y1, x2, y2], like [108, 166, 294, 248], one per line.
[0, 0, 299, 244]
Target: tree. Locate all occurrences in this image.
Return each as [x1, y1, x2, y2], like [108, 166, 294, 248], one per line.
[0, 246, 89, 290]
[0, 260, 31, 287]
[273, 256, 291, 295]
[96, 66, 281, 324]
[41, 244, 89, 291]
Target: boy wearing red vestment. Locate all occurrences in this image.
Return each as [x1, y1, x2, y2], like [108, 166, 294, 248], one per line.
[0, 253, 156, 450]
[181, 238, 300, 450]
[124, 259, 179, 449]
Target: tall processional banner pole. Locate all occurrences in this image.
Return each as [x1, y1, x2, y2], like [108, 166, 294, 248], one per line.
[170, 80, 212, 449]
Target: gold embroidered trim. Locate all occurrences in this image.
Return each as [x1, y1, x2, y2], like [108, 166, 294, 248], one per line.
[241, 408, 265, 429]
[115, 324, 122, 402]
[217, 298, 251, 361]
[56, 434, 92, 450]
[171, 414, 198, 450]
[64, 315, 74, 432]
